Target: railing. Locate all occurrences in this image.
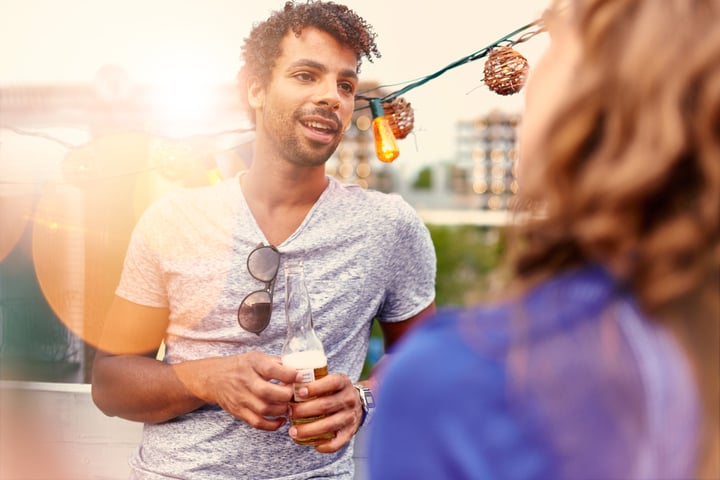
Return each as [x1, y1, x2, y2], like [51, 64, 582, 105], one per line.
[0, 380, 369, 480]
[418, 208, 510, 226]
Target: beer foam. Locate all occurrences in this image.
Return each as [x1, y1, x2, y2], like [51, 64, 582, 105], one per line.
[282, 350, 327, 369]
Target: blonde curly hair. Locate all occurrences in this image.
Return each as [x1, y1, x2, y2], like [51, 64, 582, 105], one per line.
[509, 0, 719, 476]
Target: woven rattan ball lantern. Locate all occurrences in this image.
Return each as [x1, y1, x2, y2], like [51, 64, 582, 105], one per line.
[382, 97, 414, 140]
[483, 46, 529, 96]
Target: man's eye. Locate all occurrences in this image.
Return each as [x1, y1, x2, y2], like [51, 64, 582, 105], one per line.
[339, 82, 355, 94]
[295, 73, 314, 82]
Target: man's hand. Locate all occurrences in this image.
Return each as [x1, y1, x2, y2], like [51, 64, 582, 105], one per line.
[175, 351, 300, 431]
[286, 373, 364, 453]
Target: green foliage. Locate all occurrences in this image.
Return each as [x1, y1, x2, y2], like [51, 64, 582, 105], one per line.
[361, 319, 384, 379]
[0, 227, 81, 382]
[412, 166, 433, 190]
[428, 224, 505, 306]
[361, 224, 506, 378]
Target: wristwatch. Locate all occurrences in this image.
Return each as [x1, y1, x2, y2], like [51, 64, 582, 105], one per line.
[353, 384, 376, 428]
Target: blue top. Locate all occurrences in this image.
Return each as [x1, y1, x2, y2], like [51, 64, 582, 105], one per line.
[367, 265, 700, 480]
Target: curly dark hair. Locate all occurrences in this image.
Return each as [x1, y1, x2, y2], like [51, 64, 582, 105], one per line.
[237, 0, 380, 124]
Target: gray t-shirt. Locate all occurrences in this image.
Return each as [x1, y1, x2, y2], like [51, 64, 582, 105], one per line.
[116, 173, 437, 479]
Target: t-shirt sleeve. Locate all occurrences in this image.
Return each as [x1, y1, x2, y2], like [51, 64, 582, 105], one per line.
[377, 197, 436, 322]
[115, 200, 169, 308]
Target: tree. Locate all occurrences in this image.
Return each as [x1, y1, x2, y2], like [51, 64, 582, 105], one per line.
[412, 166, 433, 190]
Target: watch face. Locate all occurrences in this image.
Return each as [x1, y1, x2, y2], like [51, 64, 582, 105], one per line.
[364, 390, 376, 410]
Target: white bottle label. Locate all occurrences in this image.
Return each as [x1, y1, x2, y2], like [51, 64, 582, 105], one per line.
[297, 367, 316, 383]
[282, 350, 328, 402]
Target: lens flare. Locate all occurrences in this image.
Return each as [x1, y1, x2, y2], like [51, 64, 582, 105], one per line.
[33, 133, 157, 348]
[0, 193, 34, 262]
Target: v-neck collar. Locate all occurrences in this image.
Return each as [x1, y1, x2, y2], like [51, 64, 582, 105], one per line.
[235, 171, 335, 248]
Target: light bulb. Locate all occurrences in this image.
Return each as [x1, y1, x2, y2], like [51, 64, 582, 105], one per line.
[370, 99, 400, 163]
[206, 167, 224, 185]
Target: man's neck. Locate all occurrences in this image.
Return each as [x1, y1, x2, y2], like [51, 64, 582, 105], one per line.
[241, 163, 328, 209]
[239, 163, 329, 246]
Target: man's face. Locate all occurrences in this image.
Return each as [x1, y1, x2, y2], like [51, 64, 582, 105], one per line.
[250, 27, 359, 167]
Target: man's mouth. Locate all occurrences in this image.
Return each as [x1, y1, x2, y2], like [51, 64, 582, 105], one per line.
[301, 119, 338, 134]
[299, 115, 341, 144]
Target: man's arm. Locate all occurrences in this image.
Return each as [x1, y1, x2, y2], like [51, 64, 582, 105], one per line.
[91, 296, 205, 423]
[91, 295, 299, 429]
[378, 302, 436, 352]
[369, 301, 436, 386]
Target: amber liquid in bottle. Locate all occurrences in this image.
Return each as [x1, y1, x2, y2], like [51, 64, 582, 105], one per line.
[281, 261, 334, 445]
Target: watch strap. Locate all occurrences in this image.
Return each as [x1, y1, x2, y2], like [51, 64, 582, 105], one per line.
[353, 384, 375, 428]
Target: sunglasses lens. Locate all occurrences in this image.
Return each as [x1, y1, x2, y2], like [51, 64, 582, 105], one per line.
[248, 247, 280, 282]
[238, 290, 272, 334]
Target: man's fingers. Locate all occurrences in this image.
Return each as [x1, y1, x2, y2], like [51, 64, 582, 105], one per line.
[247, 352, 299, 385]
[231, 406, 288, 431]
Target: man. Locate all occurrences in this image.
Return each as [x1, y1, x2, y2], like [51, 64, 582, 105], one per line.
[91, 1, 437, 479]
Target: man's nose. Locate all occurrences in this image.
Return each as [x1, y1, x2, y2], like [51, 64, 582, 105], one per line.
[315, 79, 341, 110]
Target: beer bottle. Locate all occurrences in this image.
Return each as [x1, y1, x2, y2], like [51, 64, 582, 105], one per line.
[281, 260, 333, 445]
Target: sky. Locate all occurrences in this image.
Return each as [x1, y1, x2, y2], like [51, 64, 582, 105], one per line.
[0, 0, 549, 173]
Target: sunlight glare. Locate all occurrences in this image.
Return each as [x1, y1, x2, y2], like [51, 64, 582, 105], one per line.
[146, 54, 220, 130]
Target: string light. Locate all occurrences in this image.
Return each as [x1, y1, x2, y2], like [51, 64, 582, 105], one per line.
[483, 46, 530, 96]
[2, 19, 547, 178]
[382, 97, 414, 140]
[369, 99, 400, 163]
[0, 127, 254, 187]
[206, 167, 224, 185]
[357, 18, 545, 162]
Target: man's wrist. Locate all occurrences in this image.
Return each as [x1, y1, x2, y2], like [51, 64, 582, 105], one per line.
[352, 384, 375, 429]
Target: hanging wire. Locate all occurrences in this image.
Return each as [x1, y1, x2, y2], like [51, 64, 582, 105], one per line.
[1, 125, 83, 150]
[0, 125, 255, 186]
[1, 19, 546, 184]
[355, 18, 545, 107]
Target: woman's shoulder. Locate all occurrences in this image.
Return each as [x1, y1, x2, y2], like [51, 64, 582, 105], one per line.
[383, 306, 507, 387]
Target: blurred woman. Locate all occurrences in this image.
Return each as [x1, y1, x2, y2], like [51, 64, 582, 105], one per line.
[367, 0, 719, 478]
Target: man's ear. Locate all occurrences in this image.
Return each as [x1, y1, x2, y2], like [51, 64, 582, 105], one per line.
[247, 76, 264, 109]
